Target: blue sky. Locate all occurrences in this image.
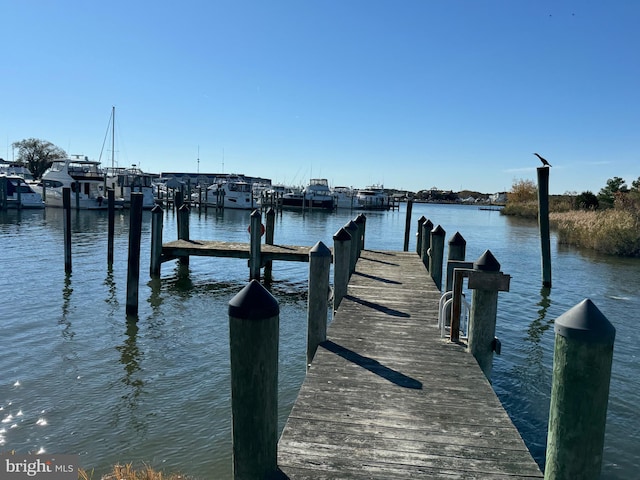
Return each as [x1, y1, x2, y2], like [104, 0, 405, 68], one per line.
[1, 1, 638, 194]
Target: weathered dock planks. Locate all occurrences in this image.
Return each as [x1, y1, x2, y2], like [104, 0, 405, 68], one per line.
[161, 239, 311, 263]
[277, 249, 543, 479]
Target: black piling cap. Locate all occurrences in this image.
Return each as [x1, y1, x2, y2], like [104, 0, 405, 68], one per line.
[354, 214, 366, 225]
[431, 225, 446, 236]
[554, 298, 616, 344]
[333, 227, 352, 241]
[474, 250, 500, 271]
[229, 280, 279, 320]
[310, 241, 331, 257]
[418, 215, 426, 223]
[424, 219, 434, 229]
[151, 204, 163, 214]
[250, 209, 261, 220]
[449, 232, 466, 246]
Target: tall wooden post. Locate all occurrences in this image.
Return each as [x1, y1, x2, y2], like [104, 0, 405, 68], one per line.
[403, 199, 413, 251]
[107, 189, 115, 267]
[63, 187, 72, 273]
[344, 220, 358, 275]
[333, 227, 351, 310]
[177, 204, 190, 266]
[74, 181, 80, 210]
[416, 216, 426, 255]
[307, 241, 332, 366]
[354, 214, 366, 258]
[420, 219, 433, 270]
[126, 193, 144, 317]
[537, 166, 552, 287]
[229, 280, 279, 480]
[429, 225, 446, 290]
[150, 205, 164, 277]
[249, 209, 262, 280]
[264, 208, 275, 282]
[544, 299, 615, 480]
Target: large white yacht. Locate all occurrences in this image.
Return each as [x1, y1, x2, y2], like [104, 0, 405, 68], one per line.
[37, 155, 109, 209]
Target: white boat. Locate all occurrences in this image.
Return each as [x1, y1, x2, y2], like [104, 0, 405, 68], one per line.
[36, 155, 109, 209]
[357, 185, 391, 210]
[204, 175, 257, 209]
[282, 179, 335, 210]
[332, 186, 357, 209]
[0, 175, 45, 209]
[102, 165, 156, 209]
[0, 161, 36, 183]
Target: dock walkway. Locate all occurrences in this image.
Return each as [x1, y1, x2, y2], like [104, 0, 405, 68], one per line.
[277, 249, 543, 479]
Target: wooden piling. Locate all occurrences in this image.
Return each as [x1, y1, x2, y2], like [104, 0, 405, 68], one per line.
[249, 210, 262, 280]
[403, 198, 413, 251]
[420, 218, 433, 270]
[63, 187, 72, 273]
[344, 220, 358, 275]
[307, 241, 331, 366]
[467, 250, 510, 379]
[537, 166, 552, 287]
[150, 205, 164, 277]
[354, 214, 366, 258]
[74, 181, 80, 210]
[448, 231, 466, 263]
[107, 189, 115, 267]
[264, 208, 275, 282]
[333, 227, 351, 310]
[416, 215, 426, 255]
[544, 299, 615, 480]
[429, 225, 446, 290]
[126, 193, 144, 317]
[177, 204, 190, 266]
[228, 280, 279, 480]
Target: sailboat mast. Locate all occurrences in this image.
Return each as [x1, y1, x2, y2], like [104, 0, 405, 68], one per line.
[111, 106, 115, 170]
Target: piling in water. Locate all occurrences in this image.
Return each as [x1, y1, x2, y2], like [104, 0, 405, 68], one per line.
[537, 166, 552, 287]
[544, 299, 615, 480]
[126, 193, 144, 317]
[416, 216, 426, 256]
[150, 205, 164, 277]
[420, 218, 433, 270]
[403, 199, 413, 251]
[249, 210, 262, 280]
[228, 280, 279, 480]
[107, 189, 115, 267]
[344, 220, 358, 275]
[264, 208, 275, 283]
[63, 187, 72, 273]
[177, 204, 190, 266]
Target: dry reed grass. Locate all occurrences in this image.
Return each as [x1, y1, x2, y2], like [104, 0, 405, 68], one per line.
[78, 464, 191, 480]
[550, 209, 640, 256]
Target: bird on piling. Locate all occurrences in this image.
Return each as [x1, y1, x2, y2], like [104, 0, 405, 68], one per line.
[534, 153, 552, 167]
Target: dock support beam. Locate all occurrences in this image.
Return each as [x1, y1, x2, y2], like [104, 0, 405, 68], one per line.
[544, 299, 615, 480]
[229, 281, 279, 480]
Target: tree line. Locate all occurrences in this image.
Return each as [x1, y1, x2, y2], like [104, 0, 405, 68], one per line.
[2, 138, 67, 179]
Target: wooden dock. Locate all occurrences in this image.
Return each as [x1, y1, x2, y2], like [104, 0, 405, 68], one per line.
[161, 239, 311, 263]
[277, 249, 543, 479]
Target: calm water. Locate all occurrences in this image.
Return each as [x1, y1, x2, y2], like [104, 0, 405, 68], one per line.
[1, 204, 638, 479]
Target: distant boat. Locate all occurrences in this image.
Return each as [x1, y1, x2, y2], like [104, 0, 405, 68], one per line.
[357, 185, 390, 210]
[332, 186, 357, 209]
[102, 165, 156, 209]
[36, 156, 109, 209]
[204, 175, 257, 210]
[0, 161, 36, 183]
[0, 175, 45, 209]
[282, 179, 335, 211]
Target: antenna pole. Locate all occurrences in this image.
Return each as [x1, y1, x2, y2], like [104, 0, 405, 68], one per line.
[111, 106, 115, 170]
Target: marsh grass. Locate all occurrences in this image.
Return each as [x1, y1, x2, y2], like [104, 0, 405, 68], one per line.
[550, 209, 640, 256]
[78, 464, 191, 480]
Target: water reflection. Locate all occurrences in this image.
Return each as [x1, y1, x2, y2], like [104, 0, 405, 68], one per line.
[59, 273, 75, 340]
[104, 267, 119, 314]
[114, 319, 146, 434]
